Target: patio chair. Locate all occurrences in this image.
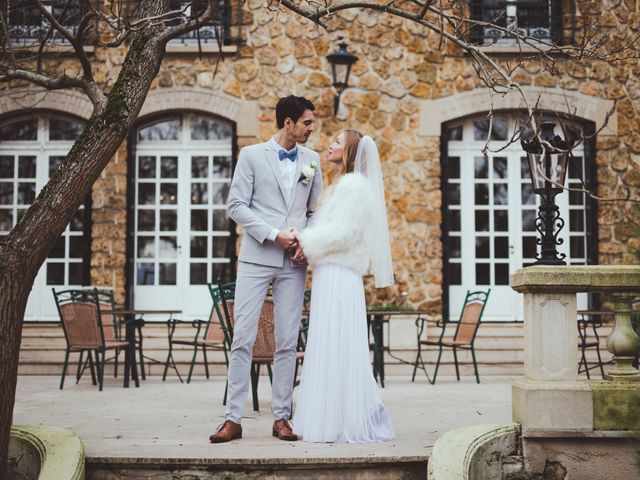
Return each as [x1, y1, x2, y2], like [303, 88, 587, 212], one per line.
[215, 282, 304, 412]
[577, 311, 612, 379]
[162, 284, 227, 384]
[411, 289, 490, 384]
[53, 288, 131, 391]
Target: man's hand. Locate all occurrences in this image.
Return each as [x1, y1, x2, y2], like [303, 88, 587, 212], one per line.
[291, 246, 307, 264]
[275, 229, 298, 251]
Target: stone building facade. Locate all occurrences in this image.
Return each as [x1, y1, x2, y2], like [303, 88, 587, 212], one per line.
[1, 0, 638, 323]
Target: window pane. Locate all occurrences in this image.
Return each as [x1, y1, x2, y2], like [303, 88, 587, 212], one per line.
[191, 236, 208, 257]
[46, 263, 65, 285]
[137, 237, 155, 258]
[446, 125, 463, 141]
[449, 184, 460, 205]
[522, 237, 537, 258]
[493, 184, 508, 205]
[137, 263, 155, 285]
[159, 237, 177, 259]
[0, 118, 37, 141]
[18, 156, 36, 178]
[0, 210, 13, 230]
[493, 157, 508, 179]
[190, 263, 207, 285]
[569, 189, 584, 206]
[212, 209, 227, 230]
[138, 156, 156, 179]
[191, 210, 208, 231]
[447, 156, 460, 179]
[449, 262, 461, 285]
[211, 262, 229, 284]
[191, 183, 208, 204]
[211, 183, 229, 205]
[49, 118, 84, 140]
[476, 264, 490, 285]
[212, 237, 227, 257]
[495, 237, 509, 258]
[160, 184, 177, 204]
[473, 117, 508, 141]
[569, 210, 584, 231]
[448, 209, 461, 232]
[568, 156, 583, 179]
[475, 210, 489, 232]
[138, 119, 179, 141]
[522, 210, 536, 231]
[68, 263, 83, 285]
[494, 210, 509, 232]
[449, 236, 461, 258]
[495, 264, 509, 285]
[475, 184, 489, 204]
[474, 157, 488, 178]
[49, 237, 66, 258]
[138, 184, 156, 205]
[521, 183, 536, 205]
[0, 183, 14, 204]
[192, 156, 208, 178]
[138, 210, 155, 231]
[213, 156, 232, 178]
[69, 236, 84, 258]
[475, 236, 490, 258]
[17, 182, 35, 204]
[159, 263, 176, 285]
[160, 156, 178, 178]
[570, 236, 585, 258]
[160, 210, 177, 231]
[0, 156, 14, 178]
[70, 209, 84, 231]
[190, 117, 233, 140]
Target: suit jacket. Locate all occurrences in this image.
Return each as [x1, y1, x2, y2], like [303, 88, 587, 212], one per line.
[227, 140, 323, 268]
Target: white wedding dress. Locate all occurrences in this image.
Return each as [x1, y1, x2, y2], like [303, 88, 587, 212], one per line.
[292, 171, 395, 443]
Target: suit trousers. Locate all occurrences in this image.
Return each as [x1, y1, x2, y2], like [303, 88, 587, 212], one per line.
[225, 259, 307, 423]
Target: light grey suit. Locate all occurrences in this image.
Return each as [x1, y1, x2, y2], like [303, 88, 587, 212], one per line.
[226, 140, 322, 422]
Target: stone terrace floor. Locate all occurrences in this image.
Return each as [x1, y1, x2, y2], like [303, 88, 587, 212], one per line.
[13, 374, 516, 462]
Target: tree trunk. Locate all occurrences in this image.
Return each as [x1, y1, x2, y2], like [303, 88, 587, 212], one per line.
[0, 2, 169, 476]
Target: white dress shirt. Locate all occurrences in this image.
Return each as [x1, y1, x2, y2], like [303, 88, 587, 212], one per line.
[267, 137, 298, 242]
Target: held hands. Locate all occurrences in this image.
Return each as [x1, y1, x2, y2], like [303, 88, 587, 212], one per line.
[285, 227, 306, 264]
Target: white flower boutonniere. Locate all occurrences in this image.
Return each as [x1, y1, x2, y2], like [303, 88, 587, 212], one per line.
[299, 160, 318, 185]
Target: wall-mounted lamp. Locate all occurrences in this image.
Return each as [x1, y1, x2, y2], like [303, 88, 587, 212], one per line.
[326, 38, 358, 116]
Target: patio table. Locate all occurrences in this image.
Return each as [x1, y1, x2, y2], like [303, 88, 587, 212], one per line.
[102, 309, 181, 388]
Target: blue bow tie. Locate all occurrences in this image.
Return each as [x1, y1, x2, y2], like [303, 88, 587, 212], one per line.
[278, 149, 297, 162]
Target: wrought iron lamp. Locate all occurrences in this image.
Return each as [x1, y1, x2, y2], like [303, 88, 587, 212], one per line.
[521, 121, 573, 265]
[326, 38, 358, 116]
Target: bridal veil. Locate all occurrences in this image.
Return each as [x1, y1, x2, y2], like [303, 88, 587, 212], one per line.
[354, 136, 394, 288]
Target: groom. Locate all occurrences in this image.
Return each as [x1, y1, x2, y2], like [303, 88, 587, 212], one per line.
[210, 95, 323, 443]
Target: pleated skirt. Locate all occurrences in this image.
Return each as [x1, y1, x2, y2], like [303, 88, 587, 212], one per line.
[293, 263, 395, 443]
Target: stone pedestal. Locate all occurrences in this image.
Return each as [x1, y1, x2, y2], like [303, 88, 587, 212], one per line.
[510, 265, 640, 434]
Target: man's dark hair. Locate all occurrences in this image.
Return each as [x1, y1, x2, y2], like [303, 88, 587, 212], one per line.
[275, 95, 315, 129]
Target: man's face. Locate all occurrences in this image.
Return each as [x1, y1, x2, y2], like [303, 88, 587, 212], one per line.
[287, 109, 315, 144]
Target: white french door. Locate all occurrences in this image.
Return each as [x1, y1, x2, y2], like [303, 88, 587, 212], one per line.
[0, 114, 87, 320]
[445, 115, 589, 321]
[133, 113, 234, 320]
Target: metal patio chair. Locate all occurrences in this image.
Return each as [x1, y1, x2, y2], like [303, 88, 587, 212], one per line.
[412, 289, 491, 384]
[53, 288, 131, 391]
[162, 284, 227, 383]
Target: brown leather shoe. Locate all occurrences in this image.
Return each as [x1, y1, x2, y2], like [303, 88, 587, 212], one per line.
[272, 419, 298, 441]
[209, 420, 242, 443]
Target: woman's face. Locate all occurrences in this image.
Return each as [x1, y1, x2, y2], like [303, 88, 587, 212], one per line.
[327, 132, 346, 165]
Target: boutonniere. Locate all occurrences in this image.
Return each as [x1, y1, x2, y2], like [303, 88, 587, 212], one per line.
[298, 161, 318, 185]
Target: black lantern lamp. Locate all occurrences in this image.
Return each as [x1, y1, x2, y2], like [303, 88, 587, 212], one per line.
[521, 121, 574, 265]
[326, 38, 358, 116]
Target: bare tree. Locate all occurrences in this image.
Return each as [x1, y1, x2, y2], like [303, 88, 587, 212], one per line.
[1, 0, 638, 475]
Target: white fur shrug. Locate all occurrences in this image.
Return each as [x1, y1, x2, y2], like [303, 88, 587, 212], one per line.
[299, 173, 374, 275]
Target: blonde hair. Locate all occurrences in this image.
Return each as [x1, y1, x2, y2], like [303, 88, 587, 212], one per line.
[341, 130, 363, 174]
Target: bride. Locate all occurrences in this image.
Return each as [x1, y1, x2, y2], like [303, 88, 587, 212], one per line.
[291, 130, 395, 443]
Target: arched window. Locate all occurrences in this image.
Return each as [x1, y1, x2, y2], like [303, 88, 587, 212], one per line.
[0, 113, 89, 320]
[131, 112, 235, 319]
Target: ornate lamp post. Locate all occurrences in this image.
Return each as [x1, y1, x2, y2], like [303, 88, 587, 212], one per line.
[326, 38, 358, 116]
[521, 121, 574, 265]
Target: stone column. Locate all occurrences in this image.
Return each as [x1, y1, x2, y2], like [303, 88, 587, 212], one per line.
[605, 292, 640, 382]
